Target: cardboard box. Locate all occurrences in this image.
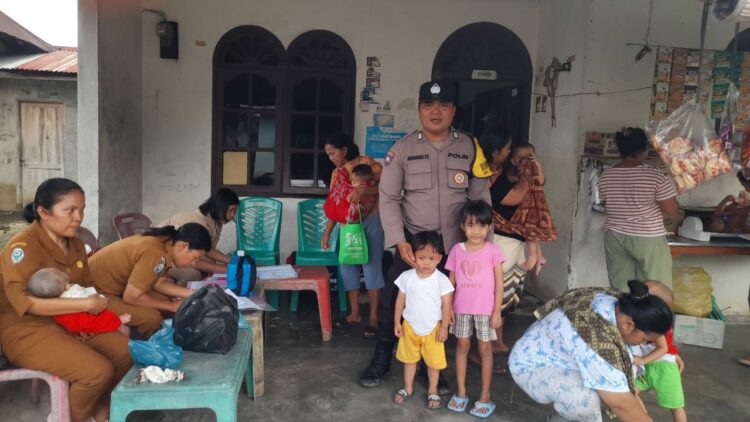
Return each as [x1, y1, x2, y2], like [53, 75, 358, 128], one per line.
[672, 314, 725, 350]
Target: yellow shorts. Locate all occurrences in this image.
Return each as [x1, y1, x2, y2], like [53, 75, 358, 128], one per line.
[395, 321, 447, 369]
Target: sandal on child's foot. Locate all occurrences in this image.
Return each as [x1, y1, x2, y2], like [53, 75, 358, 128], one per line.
[392, 388, 413, 404]
[469, 401, 496, 418]
[447, 394, 469, 412]
[426, 394, 442, 410]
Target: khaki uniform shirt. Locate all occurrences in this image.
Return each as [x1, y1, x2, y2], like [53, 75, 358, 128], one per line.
[89, 236, 174, 296]
[379, 128, 492, 252]
[158, 211, 222, 250]
[0, 222, 91, 329]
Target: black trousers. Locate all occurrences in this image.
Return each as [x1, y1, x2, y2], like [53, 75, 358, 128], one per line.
[376, 231, 448, 342]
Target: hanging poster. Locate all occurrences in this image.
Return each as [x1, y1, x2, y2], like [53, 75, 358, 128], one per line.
[365, 126, 407, 159]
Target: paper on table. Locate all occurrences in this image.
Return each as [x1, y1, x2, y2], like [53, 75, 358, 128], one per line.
[223, 289, 277, 311]
[224, 289, 260, 310]
[256, 264, 298, 280]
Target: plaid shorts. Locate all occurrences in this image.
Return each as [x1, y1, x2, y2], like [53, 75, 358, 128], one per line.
[449, 313, 497, 342]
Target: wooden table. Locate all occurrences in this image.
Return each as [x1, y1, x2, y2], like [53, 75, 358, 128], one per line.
[258, 266, 332, 341]
[669, 235, 750, 258]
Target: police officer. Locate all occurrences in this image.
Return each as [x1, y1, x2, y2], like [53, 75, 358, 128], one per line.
[359, 81, 493, 389]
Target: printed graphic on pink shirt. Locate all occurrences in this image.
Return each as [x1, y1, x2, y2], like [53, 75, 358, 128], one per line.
[446, 242, 505, 315]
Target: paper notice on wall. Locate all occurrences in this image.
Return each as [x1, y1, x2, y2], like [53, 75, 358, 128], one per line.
[365, 126, 407, 158]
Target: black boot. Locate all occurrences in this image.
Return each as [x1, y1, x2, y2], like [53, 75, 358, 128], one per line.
[359, 336, 394, 388]
[417, 362, 452, 396]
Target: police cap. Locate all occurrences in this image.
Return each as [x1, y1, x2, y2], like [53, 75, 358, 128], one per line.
[418, 81, 456, 105]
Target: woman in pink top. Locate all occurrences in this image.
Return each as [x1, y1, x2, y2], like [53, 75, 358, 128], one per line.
[598, 128, 680, 291]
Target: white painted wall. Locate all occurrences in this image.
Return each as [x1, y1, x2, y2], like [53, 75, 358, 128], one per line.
[78, 0, 143, 244]
[537, 0, 749, 315]
[140, 0, 542, 261]
[133, 0, 750, 314]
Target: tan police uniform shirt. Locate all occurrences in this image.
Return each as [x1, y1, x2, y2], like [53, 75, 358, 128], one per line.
[0, 221, 91, 330]
[158, 211, 222, 250]
[379, 128, 492, 252]
[89, 235, 173, 296]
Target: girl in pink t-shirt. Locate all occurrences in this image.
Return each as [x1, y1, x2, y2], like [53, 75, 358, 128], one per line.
[445, 200, 505, 418]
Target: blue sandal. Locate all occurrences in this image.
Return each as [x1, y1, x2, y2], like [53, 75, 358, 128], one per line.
[469, 401, 496, 418]
[447, 394, 469, 412]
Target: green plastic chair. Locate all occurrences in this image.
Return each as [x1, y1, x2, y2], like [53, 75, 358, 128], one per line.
[290, 199, 346, 313]
[235, 197, 282, 308]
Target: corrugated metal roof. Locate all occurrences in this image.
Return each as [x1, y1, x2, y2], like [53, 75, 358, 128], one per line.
[0, 11, 54, 53]
[0, 48, 77, 75]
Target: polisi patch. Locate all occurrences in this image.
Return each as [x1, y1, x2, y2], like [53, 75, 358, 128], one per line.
[10, 248, 24, 264]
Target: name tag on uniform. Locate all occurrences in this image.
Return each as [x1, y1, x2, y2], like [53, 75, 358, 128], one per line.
[407, 154, 429, 161]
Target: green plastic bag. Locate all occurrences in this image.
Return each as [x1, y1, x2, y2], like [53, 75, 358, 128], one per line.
[338, 206, 368, 265]
[672, 267, 713, 318]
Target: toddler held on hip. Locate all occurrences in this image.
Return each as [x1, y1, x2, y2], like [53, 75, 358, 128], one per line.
[497, 143, 556, 275]
[446, 200, 505, 418]
[391, 231, 454, 410]
[27, 268, 131, 336]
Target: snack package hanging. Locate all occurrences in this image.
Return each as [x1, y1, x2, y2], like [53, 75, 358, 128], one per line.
[647, 101, 731, 192]
[719, 82, 741, 163]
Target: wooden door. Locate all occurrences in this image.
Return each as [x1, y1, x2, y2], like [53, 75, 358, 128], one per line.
[20, 102, 64, 204]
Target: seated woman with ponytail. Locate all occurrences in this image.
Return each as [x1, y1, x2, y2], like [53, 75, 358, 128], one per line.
[509, 280, 673, 422]
[90, 223, 212, 339]
[158, 188, 240, 283]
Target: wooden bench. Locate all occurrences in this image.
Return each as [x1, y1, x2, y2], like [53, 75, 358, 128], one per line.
[109, 323, 253, 422]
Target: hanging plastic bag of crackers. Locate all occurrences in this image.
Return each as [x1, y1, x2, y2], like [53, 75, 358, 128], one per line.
[647, 101, 731, 192]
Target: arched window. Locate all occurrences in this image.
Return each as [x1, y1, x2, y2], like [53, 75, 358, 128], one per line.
[212, 27, 355, 196]
[285, 30, 356, 194]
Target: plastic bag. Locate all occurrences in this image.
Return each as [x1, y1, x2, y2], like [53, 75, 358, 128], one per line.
[647, 101, 731, 192]
[671, 267, 713, 318]
[128, 326, 183, 369]
[173, 285, 239, 354]
[719, 83, 742, 163]
[338, 206, 368, 265]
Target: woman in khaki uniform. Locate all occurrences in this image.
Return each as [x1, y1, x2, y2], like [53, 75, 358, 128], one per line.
[157, 188, 239, 283]
[90, 223, 211, 339]
[0, 178, 131, 422]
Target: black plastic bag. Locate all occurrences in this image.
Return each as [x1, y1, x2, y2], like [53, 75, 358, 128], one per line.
[173, 285, 239, 354]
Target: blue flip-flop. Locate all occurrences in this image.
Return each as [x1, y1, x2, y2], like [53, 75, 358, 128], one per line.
[447, 394, 469, 413]
[469, 401, 496, 418]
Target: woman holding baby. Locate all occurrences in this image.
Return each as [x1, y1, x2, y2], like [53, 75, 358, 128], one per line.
[321, 132, 385, 338]
[0, 178, 131, 422]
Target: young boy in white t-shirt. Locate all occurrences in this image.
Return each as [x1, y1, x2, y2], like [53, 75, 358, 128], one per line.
[391, 231, 455, 410]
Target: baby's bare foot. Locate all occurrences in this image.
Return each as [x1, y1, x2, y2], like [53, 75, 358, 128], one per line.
[119, 313, 132, 324]
[534, 257, 547, 276]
